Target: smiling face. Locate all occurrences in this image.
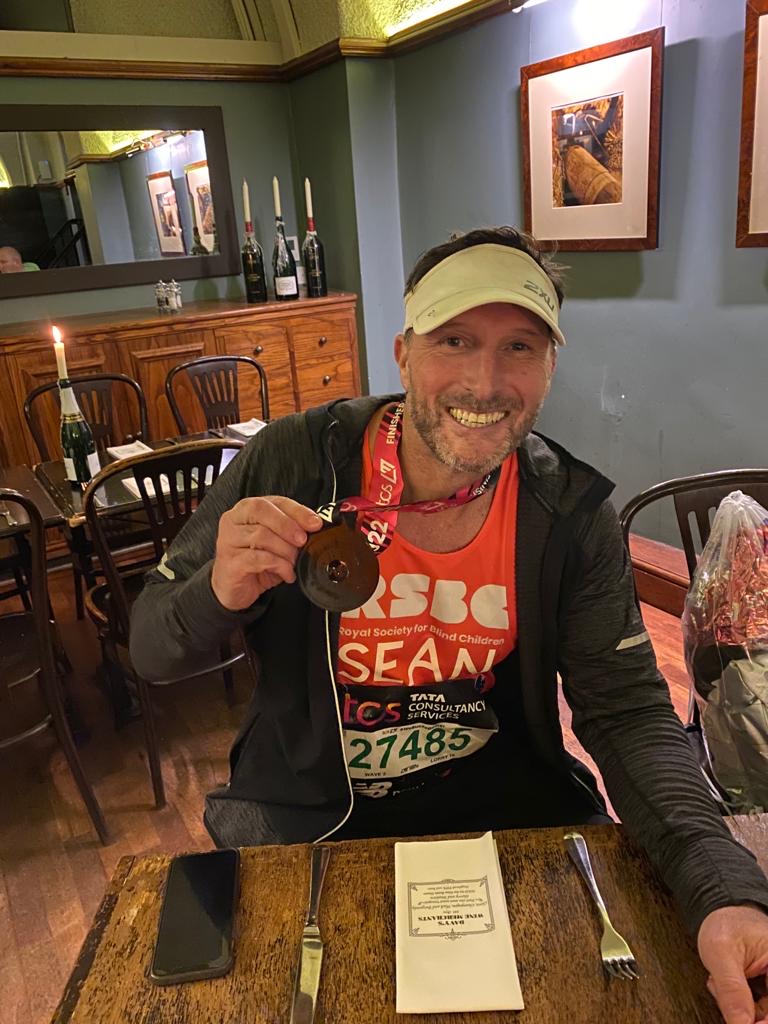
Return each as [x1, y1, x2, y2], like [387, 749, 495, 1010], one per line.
[395, 302, 557, 481]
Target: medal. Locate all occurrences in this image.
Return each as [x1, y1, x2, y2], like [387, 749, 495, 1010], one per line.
[297, 402, 500, 612]
[296, 517, 380, 613]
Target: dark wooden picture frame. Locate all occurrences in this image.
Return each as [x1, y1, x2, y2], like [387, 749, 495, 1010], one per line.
[0, 104, 239, 300]
[520, 29, 664, 251]
[736, 0, 768, 247]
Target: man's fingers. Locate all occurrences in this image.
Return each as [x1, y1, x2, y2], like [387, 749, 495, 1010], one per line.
[231, 496, 323, 539]
[242, 550, 297, 585]
[708, 970, 758, 1024]
[236, 524, 303, 565]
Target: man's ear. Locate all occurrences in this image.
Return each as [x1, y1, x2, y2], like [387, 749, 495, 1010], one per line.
[394, 333, 409, 387]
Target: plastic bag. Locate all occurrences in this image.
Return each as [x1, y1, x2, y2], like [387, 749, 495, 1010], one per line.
[682, 490, 768, 812]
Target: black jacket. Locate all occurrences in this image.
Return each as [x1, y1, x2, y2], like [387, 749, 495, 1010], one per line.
[130, 396, 768, 934]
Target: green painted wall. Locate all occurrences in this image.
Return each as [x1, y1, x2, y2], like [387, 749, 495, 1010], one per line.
[392, 0, 768, 544]
[287, 60, 368, 386]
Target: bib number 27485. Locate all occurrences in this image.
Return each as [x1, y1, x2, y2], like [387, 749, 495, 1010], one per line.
[345, 724, 488, 780]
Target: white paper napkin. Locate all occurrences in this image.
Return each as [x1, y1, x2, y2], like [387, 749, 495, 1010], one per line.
[106, 440, 153, 460]
[395, 831, 523, 1014]
[122, 473, 172, 500]
[224, 417, 267, 438]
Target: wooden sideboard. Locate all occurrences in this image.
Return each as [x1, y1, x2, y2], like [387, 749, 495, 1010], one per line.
[0, 292, 361, 467]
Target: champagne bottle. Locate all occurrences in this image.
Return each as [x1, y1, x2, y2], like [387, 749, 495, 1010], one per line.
[241, 222, 268, 303]
[302, 178, 327, 298]
[59, 379, 100, 485]
[271, 176, 298, 301]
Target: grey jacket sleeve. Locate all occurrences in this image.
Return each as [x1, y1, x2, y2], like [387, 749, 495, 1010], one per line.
[558, 499, 768, 935]
[129, 443, 269, 682]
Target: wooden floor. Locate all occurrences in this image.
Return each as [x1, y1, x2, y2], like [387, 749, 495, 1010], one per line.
[0, 571, 691, 1024]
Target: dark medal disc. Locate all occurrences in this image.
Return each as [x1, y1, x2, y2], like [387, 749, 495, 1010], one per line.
[296, 520, 379, 613]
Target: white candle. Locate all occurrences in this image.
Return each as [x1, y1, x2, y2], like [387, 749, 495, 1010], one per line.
[242, 178, 251, 226]
[304, 177, 314, 220]
[272, 175, 282, 218]
[52, 325, 68, 379]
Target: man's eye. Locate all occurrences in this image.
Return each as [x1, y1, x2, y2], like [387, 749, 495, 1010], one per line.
[440, 336, 465, 348]
[509, 342, 531, 352]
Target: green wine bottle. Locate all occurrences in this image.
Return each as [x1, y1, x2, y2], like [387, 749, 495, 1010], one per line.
[59, 379, 100, 485]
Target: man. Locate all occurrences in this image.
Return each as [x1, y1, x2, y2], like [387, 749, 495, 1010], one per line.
[0, 246, 23, 273]
[131, 227, 768, 1024]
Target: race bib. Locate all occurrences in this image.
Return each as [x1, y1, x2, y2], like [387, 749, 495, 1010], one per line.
[339, 679, 499, 798]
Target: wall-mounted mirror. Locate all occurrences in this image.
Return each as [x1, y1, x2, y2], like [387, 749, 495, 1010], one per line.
[0, 104, 239, 300]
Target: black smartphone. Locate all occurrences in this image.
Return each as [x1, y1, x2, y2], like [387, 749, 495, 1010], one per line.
[148, 848, 240, 985]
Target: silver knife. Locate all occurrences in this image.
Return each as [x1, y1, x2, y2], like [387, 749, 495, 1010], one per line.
[289, 844, 331, 1024]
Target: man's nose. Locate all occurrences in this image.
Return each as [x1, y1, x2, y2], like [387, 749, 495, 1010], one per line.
[464, 350, 501, 399]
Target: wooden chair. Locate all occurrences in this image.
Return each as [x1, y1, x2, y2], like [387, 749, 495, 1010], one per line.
[618, 468, 768, 577]
[24, 373, 152, 622]
[0, 488, 108, 844]
[0, 498, 31, 611]
[165, 355, 270, 435]
[82, 439, 247, 809]
[619, 469, 768, 810]
[24, 372, 149, 459]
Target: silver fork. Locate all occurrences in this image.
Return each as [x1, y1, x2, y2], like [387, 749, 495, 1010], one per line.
[564, 831, 640, 980]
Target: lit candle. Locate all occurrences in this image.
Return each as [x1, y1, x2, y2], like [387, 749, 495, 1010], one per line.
[52, 325, 68, 379]
[304, 178, 314, 221]
[272, 176, 282, 218]
[242, 178, 251, 227]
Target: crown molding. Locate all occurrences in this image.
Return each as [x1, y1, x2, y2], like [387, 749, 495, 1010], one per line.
[0, 1, 513, 81]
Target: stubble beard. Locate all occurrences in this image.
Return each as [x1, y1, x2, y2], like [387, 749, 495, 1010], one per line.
[404, 388, 546, 478]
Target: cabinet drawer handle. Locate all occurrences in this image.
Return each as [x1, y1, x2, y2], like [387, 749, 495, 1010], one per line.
[322, 374, 332, 385]
[318, 335, 328, 347]
[254, 344, 264, 355]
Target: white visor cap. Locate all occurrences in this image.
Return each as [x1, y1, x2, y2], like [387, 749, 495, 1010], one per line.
[403, 243, 565, 346]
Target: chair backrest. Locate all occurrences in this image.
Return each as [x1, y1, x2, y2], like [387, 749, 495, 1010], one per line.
[165, 355, 270, 435]
[0, 488, 59, 744]
[619, 469, 768, 578]
[82, 439, 242, 642]
[24, 373, 150, 462]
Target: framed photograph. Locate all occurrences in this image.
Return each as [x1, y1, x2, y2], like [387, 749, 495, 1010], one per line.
[184, 159, 216, 253]
[737, 0, 768, 246]
[146, 170, 185, 255]
[521, 29, 664, 251]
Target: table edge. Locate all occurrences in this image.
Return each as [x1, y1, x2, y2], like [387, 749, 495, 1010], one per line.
[50, 855, 136, 1024]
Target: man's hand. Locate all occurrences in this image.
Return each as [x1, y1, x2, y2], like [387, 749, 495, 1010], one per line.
[211, 496, 323, 610]
[698, 905, 768, 1023]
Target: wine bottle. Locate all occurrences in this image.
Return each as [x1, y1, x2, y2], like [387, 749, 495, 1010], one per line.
[271, 176, 298, 301]
[302, 178, 327, 298]
[52, 331, 99, 485]
[241, 226, 268, 303]
[51, 337, 99, 485]
[59, 379, 100, 485]
[191, 226, 209, 255]
[240, 177, 267, 303]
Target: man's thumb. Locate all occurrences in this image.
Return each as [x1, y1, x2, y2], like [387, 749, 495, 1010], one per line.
[709, 968, 755, 1024]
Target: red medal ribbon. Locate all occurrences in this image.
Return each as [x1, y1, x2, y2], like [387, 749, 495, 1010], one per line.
[322, 402, 500, 555]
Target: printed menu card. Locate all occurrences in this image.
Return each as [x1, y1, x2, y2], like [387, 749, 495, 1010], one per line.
[394, 831, 524, 1014]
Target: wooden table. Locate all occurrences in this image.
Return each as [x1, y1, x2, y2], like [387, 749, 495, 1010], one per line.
[51, 816, 768, 1023]
[33, 432, 239, 528]
[0, 463, 65, 538]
